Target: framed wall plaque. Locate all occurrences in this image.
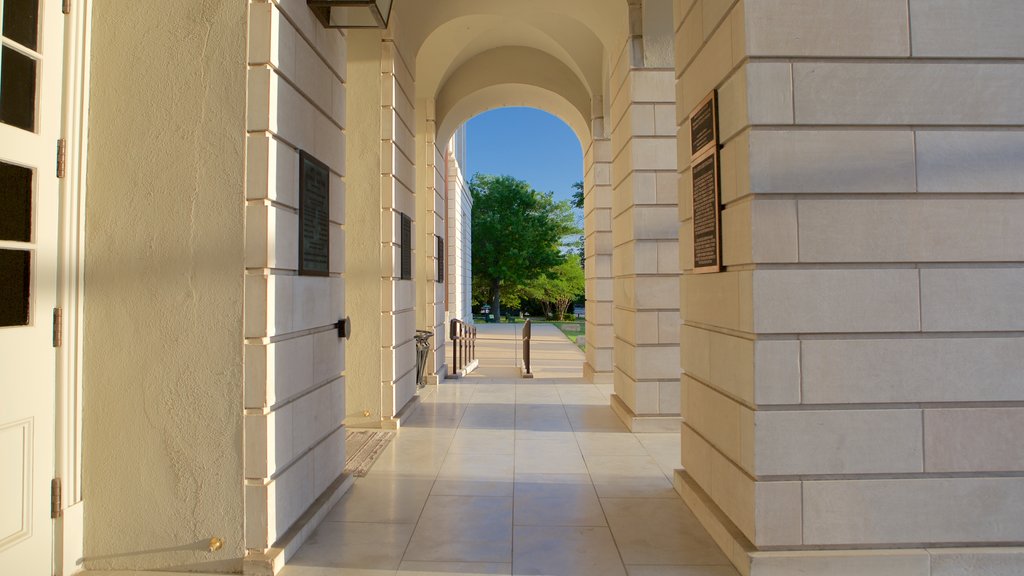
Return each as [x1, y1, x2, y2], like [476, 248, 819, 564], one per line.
[690, 91, 721, 274]
[691, 148, 721, 273]
[436, 235, 444, 284]
[299, 150, 330, 276]
[399, 212, 412, 280]
[690, 91, 718, 159]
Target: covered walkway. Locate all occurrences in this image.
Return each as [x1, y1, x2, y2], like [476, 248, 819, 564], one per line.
[282, 325, 735, 576]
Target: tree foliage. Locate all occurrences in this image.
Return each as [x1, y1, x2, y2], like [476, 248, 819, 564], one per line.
[517, 254, 585, 320]
[571, 180, 584, 210]
[471, 174, 578, 318]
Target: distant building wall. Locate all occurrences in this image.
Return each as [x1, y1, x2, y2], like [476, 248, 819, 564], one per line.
[447, 127, 474, 325]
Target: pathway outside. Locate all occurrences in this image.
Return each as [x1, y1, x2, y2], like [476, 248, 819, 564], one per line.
[283, 323, 737, 576]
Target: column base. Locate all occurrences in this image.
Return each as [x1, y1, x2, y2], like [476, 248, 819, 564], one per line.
[609, 393, 681, 433]
[244, 472, 356, 575]
[672, 469, 1024, 576]
[381, 393, 423, 430]
[583, 362, 614, 384]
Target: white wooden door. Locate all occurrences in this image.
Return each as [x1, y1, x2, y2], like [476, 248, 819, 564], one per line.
[0, 0, 63, 573]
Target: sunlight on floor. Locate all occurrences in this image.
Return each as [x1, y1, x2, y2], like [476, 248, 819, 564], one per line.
[280, 325, 736, 576]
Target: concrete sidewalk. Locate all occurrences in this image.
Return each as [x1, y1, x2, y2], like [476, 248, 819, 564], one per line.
[466, 322, 587, 380]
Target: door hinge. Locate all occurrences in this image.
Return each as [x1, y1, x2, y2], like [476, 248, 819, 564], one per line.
[62, 0, 70, 15]
[52, 308, 62, 348]
[56, 138, 66, 178]
[51, 478, 62, 519]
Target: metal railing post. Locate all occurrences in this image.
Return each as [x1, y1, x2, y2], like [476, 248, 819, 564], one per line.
[522, 319, 532, 377]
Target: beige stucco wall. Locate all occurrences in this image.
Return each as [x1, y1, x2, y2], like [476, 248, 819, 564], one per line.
[82, 0, 247, 571]
[674, 0, 1024, 573]
[344, 29, 385, 424]
[345, 24, 418, 424]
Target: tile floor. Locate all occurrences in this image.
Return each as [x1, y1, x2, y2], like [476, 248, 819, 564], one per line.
[281, 373, 738, 576]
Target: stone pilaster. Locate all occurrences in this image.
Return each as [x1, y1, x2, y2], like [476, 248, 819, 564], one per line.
[609, 36, 681, 431]
[583, 135, 614, 384]
[380, 36, 418, 420]
[674, 1, 1024, 574]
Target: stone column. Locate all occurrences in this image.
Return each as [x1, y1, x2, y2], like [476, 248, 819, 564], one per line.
[417, 113, 447, 383]
[583, 131, 614, 384]
[245, 3, 349, 568]
[380, 35, 419, 423]
[608, 36, 681, 431]
[674, 1, 1024, 574]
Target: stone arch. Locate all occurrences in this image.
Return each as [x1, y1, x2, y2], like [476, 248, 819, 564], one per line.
[434, 47, 592, 148]
[415, 13, 606, 106]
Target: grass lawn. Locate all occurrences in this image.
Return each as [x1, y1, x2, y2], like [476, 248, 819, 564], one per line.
[551, 321, 585, 350]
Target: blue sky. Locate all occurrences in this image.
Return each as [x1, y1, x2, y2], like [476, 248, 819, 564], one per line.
[464, 107, 584, 206]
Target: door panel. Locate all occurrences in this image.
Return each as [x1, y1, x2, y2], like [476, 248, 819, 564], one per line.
[0, 0, 63, 572]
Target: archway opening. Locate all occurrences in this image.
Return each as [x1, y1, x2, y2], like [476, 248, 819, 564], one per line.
[443, 107, 590, 377]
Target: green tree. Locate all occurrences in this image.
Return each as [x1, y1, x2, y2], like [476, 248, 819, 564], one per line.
[519, 254, 585, 319]
[471, 174, 578, 319]
[571, 180, 584, 210]
[569, 181, 585, 269]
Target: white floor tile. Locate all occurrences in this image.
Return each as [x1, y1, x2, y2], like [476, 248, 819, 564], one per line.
[282, 336, 731, 575]
[326, 477, 433, 524]
[399, 561, 512, 575]
[602, 498, 730, 566]
[283, 521, 414, 571]
[404, 495, 514, 563]
[625, 566, 739, 576]
[512, 525, 627, 576]
[514, 474, 606, 527]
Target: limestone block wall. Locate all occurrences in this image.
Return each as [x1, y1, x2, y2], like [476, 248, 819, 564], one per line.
[381, 35, 418, 417]
[82, 1, 247, 570]
[675, 0, 1024, 573]
[245, 0, 347, 553]
[583, 136, 614, 383]
[609, 37, 681, 426]
[418, 117, 448, 381]
[446, 143, 473, 324]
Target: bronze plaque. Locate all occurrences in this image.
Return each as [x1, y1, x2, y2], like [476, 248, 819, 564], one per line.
[690, 91, 718, 159]
[299, 150, 330, 276]
[691, 149, 721, 274]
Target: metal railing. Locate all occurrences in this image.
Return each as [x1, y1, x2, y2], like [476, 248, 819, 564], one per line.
[521, 319, 532, 377]
[449, 319, 477, 374]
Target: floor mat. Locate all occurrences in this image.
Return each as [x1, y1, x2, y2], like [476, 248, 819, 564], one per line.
[344, 429, 396, 477]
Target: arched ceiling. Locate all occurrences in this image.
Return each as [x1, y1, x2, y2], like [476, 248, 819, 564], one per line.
[394, 0, 630, 144]
[436, 83, 588, 153]
[435, 47, 591, 144]
[398, 0, 627, 68]
[415, 13, 607, 104]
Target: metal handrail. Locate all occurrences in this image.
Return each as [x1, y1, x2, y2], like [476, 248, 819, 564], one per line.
[449, 319, 477, 373]
[521, 319, 532, 377]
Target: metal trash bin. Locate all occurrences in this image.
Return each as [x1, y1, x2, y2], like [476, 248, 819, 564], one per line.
[414, 330, 433, 388]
